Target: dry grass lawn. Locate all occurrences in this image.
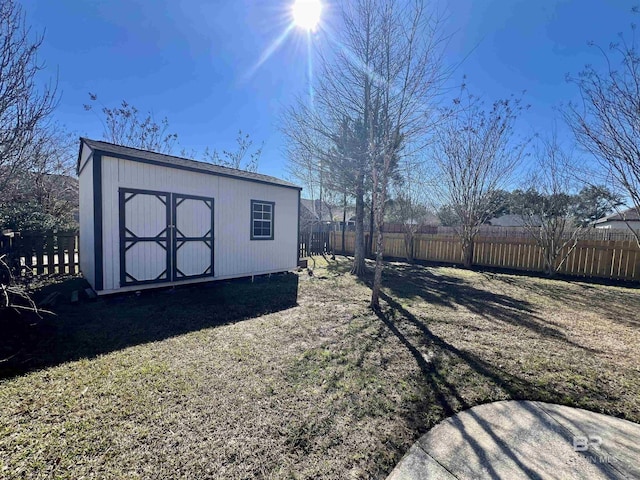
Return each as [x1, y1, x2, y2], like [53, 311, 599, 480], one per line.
[1, 256, 639, 479]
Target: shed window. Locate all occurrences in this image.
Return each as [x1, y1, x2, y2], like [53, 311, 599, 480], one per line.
[251, 200, 275, 240]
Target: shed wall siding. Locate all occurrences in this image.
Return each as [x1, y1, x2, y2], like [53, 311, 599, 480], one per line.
[100, 156, 298, 291]
[216, 178, 298, 276]
[78, 152, 95, 288]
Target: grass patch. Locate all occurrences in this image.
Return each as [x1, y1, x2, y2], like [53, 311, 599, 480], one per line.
[1, 258, 639, 479]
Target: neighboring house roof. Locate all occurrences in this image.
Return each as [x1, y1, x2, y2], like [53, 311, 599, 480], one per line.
[0, 170, 78, 203]
[79, 138, 301, 190]
[488, 214, 542, 227]
[300, 199, 331, 222]
[593, 207, 640, 224]
[417, 212, 440, 225]
[300, 198, 353, 222]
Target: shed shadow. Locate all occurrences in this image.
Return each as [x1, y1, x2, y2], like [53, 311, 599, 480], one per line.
[0, 272, 299, 380]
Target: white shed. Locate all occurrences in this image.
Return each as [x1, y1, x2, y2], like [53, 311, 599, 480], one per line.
[77, 138, 301, 295]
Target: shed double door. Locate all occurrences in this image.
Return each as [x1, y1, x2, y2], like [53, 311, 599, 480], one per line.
[119, 188, 214, 287]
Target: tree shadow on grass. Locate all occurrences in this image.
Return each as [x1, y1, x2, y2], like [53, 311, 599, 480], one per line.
[374, 294, 622, 479]
[490, 274, 640, 329]
[281, 258, 629, 477]
[327, 259, 602, 354]
[374, 291, 551, 413]
[0, 272, 299, 380]
[283, 269, 595, 476]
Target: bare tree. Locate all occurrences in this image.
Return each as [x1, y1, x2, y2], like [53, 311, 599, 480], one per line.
[284, 0, 445, 309]
[84, 94, 178, 154]
[565, 26, 640, 247]
[369, 0, 448, 308]
[282, 0, 378, 277]
[86, 96, 262, 172]
[286, 143, 320, 202]
[203, 130, 262, 172]
[388, 158, 432, 262]
[285, 132, 334, 262]
[0, 0, 58, 192]
[514, 136, 583, 277]
[434, 89, 527, 268]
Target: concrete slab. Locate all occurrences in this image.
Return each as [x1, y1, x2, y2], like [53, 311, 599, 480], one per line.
[534, 401, 640, 479]
[386, 443, 455, 480]
[386, 401, 640, 479]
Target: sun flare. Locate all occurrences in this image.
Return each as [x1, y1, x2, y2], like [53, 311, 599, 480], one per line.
[292, 0, 322, 31]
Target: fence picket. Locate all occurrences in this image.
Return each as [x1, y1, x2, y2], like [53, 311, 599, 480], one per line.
[299, 231, 331, 258]
[0, 232, 80, 277]
[45, 235, 56, 274]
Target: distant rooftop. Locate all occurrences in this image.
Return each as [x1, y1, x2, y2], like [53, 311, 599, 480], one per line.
[300, 198, 337, 222]
[488, 214, 542, 227]
[80, 138, 300, 190]
[593, 207, 640, 224]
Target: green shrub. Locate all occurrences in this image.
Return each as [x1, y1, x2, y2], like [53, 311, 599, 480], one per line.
[0, 201, 77, 234]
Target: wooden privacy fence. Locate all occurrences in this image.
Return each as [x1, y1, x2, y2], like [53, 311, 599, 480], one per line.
[299, 231, 331, 258]
[331, 231, 640, 282]
[0, 232, 80, 276]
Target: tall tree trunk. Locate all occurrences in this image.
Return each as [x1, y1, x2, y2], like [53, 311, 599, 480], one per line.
[351, 173, 366, 276]
[404, 229, 414, 263]
[371, 226, 384, 309]
[461, 233, 474, 268]
[545, 258, 557, 277]
[368, 197, 375, 257]
[341, 192, 347, 255]
[318, 157, 323, 234]
[370, 167, 388, 310]
[544, 237, 555, 277]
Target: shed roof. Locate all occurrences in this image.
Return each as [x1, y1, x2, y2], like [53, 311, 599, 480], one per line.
[79, 138, 301, 190]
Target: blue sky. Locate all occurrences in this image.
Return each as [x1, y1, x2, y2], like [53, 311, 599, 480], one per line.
[20, 0, 636, 181]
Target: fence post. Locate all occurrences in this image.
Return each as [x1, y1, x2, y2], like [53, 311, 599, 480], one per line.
[46, 233, 56, 274]
[74, 234, 80, 274]
[34, 235, 45, 275]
